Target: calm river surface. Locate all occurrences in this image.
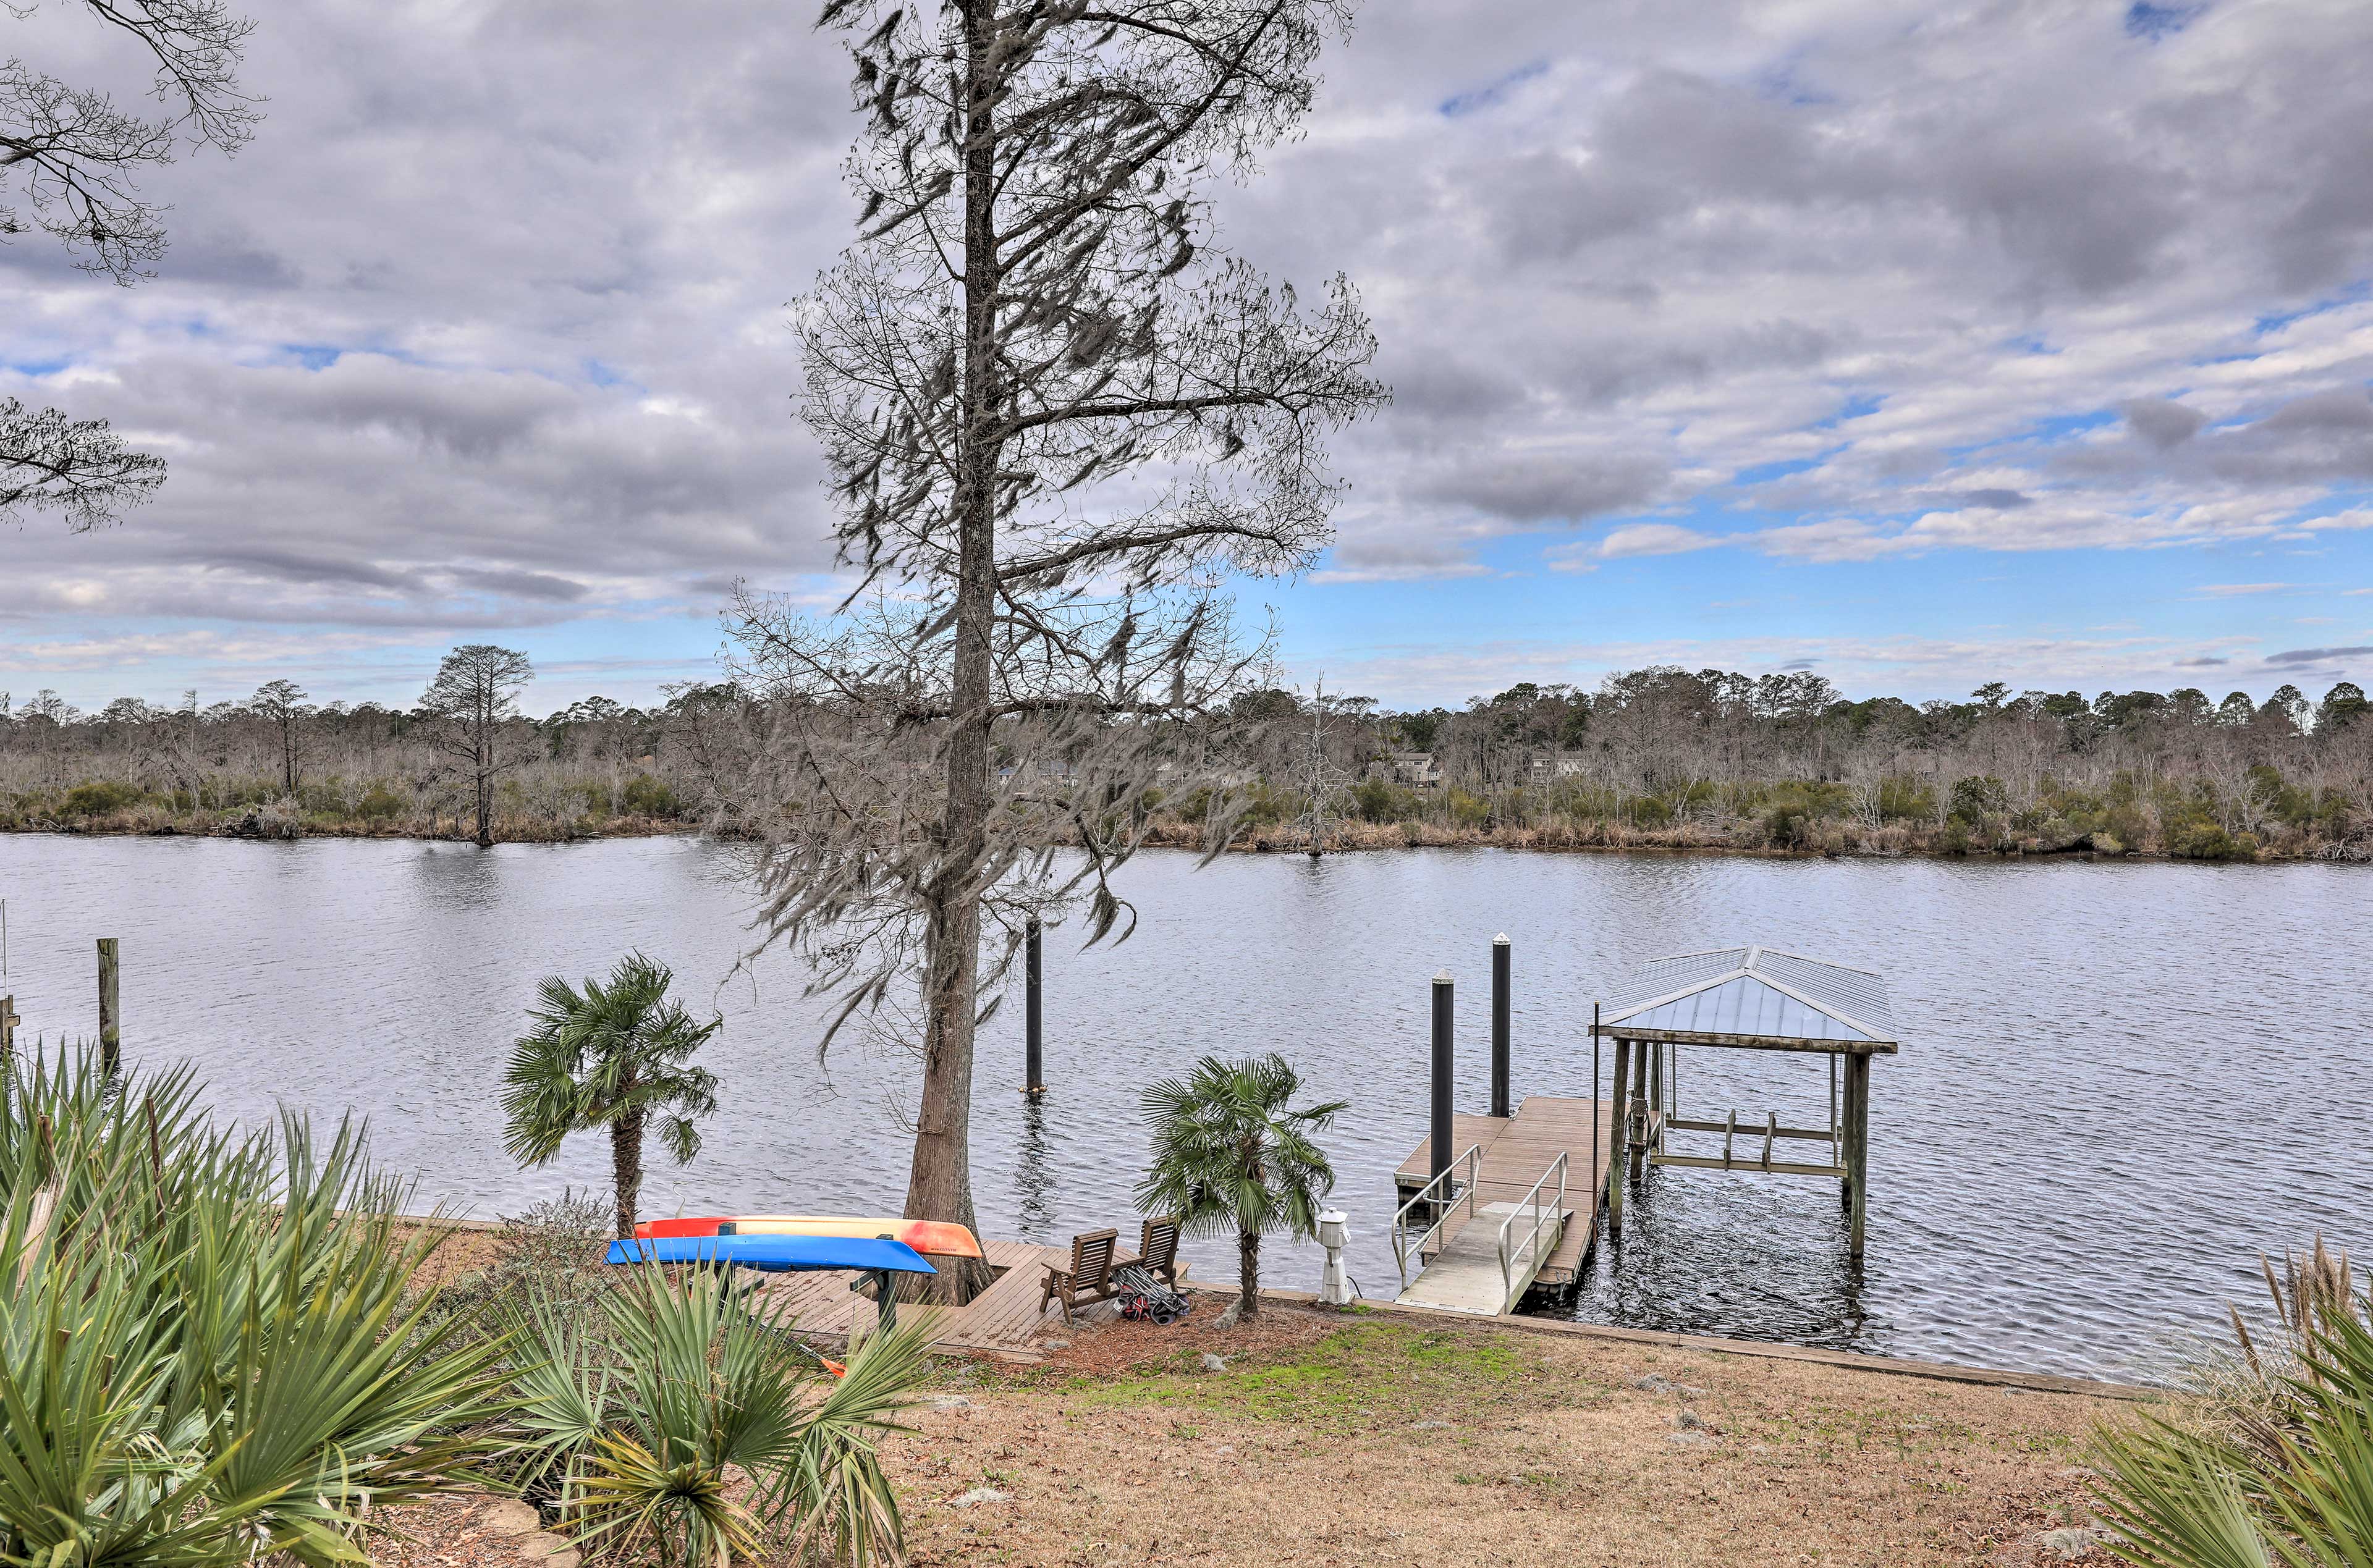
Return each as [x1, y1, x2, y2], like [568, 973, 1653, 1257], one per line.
[1, 835, 2365, 1379]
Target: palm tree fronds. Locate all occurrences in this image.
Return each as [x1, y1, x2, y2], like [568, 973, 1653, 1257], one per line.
[1135, 1050, 1345, 1316]
[2095, 1242, 2373, 1568]
[0, 1045, 507, 1567]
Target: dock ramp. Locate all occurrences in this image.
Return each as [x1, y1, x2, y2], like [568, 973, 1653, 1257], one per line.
[1390, 1097, 1612, 1315]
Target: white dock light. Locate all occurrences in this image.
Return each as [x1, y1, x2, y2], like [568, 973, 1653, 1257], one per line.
[1316, 1207, 1353, 1305]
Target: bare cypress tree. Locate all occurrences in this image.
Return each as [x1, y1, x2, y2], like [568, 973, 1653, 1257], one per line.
[418, 644, 535, 848]
[2, 0, 260, 529]
[734, 0, 1386, 1291]
[247, 677, 311, 797]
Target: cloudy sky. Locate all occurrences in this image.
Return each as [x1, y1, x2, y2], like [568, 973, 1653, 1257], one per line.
[6, 0, 2372, 714]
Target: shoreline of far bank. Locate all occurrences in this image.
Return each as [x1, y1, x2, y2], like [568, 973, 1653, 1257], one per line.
[4, 812, 2368, 866]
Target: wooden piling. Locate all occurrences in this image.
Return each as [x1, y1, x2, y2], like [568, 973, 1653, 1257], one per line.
[1023, 919, 1045, 1096]
[1606, 1035, 1630, 1228]
[98, 937, 120, 1074]
[1489, 935, 1511, 1118]
[0, 993, 19, 1069]
[1627, 1041, 1651, 1181]
[1429, 969, 1454, 1187]
[1590, 1005, 1602, 1231]
[1647, 1041, 1664, 1153]
[1843, 1051, 1871, 1257]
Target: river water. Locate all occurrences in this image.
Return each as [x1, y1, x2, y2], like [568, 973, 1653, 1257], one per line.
[1, 834, 2364, 1379]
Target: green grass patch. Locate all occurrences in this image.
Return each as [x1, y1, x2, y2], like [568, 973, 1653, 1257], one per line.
[1749, 1398, 2017, 1460]
[1048, 1323, 1583, 1429]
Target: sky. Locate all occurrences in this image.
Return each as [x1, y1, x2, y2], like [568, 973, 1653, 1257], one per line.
[6, 0, 2373, 717]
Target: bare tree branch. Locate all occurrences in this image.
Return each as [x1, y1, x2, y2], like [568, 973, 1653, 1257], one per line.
[0, 396, 164, 529]
[2, 0, 260, 529]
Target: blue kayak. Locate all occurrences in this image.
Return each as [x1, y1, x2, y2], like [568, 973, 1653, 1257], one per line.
[605, 1234, 939, 1275]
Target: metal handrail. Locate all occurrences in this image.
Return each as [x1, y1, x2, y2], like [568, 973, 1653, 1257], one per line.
[1392, 1143, 1480, 1288]
[1497, 1150, 1568, 1309]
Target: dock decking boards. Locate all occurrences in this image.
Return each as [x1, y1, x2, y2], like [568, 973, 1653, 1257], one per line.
[1394, 1095, 1614, 1307]
[750, 1236, 1073, 1359]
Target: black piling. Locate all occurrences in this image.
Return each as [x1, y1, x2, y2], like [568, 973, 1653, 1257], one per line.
[1023, 919, 1046, 1096]
[1429, 968, 1454, 1187]
[1490, 934, 1512, 1118]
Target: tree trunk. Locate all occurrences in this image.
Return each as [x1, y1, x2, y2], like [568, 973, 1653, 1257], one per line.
[899, 0, 1002, 1308]
[611, 1106, 645, 1240]
[1238, 1228, 1261, 1319]
[475, 764, 494, 848]
[908, 890, 987, 1300]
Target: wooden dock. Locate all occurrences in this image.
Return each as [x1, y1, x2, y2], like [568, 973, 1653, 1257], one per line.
[747, 1236, 1073, 1360]
[1392, 1095, 1613, 1311]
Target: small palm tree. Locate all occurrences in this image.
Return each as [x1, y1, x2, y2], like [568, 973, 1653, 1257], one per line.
[1136, 1052, 1347, 1321]
[503, 953, 722, 1239]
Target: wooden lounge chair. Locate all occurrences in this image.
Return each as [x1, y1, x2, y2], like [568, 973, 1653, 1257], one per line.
[1132, 1215, 1181, 1287]
[1040, 1228, 1120, 1321]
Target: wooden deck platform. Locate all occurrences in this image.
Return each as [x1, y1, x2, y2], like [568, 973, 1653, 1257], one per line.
[1394, 1095, 1614, 1298]
[748, 1236, 1076, 1361]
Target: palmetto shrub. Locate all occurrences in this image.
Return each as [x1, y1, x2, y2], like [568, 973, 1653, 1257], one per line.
[505, 1263, 933, 1566]
[2094, 1239, 2373, 1567]
[0, 1047, 508, 1566]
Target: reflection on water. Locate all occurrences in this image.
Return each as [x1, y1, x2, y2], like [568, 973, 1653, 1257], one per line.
[1576, 1172, 1877, 1351]
[1, 833, 2367, 1379]
[1011, 1099, 1057, 1243]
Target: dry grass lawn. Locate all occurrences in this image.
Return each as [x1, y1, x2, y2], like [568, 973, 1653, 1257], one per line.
[383, 1228, 2146, 1566]
[890, 1303, 2142, 1568]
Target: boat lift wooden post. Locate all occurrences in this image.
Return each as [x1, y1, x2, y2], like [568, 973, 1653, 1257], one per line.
[1605, 1029, 1630, 1228]
[1591, 1004, 1602, 1227]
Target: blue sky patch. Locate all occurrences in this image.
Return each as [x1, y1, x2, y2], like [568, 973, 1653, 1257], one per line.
[1439, 60, 1548, 117]
[1733, 453, 1838, 486]
[1812, 394, 1883, 430]
[2125, 3, 2206, 41]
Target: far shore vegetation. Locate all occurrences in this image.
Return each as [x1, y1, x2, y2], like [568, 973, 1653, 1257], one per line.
[4, 660, 2369, 864]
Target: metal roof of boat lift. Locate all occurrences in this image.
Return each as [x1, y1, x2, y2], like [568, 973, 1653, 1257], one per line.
[1594, 946, 1900, 1052]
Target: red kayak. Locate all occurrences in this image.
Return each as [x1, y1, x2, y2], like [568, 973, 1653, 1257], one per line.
[635, 1213, 984, 1260]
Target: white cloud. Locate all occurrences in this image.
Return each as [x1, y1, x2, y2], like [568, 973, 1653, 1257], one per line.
[1594, 522, 1722, 559]
[10, 0, 2373, 701]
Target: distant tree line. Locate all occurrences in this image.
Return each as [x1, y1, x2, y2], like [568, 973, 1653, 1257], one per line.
[0, 644, 694, 843]
[4, 656, 2369, 861]
[1224, 667, 2373, 861]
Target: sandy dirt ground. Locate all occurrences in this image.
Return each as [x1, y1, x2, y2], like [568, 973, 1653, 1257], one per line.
[370, 1282, 2144, 1567]
[889, 1303, 2139, 1568]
